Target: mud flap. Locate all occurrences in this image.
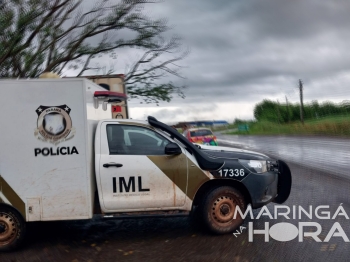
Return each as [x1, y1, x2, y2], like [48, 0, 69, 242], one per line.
[273, 160, 292, 204]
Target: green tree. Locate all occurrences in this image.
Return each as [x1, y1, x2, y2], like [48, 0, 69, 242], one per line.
[254, 99, 280, 123]
[0, 0, 188, 103]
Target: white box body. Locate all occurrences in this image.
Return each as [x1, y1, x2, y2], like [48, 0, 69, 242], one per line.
[0, 79, 110, 221]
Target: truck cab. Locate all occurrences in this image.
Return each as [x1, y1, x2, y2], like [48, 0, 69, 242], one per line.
[95, 119, 192, 212]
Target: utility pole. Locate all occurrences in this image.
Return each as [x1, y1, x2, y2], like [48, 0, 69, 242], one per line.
[285, 95, 290, 123]
[299, 79, 304, 125]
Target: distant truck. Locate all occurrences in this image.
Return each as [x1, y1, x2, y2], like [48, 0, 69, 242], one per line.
[0, 79, 291, 251]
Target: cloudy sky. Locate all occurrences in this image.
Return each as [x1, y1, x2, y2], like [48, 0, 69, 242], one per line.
[74, 0, 350, 123]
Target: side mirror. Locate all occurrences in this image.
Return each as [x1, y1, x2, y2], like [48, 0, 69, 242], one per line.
[165, 143, 182, 155]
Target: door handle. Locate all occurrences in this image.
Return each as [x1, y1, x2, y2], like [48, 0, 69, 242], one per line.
[103, 163, 123, 168]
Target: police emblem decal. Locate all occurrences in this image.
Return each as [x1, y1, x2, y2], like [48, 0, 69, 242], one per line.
[34, 105, 75, 145]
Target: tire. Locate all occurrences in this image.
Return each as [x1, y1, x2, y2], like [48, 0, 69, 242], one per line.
[189, 205, 204, 231]
[200, 186, 246, 234]
[0, 204, 26, 252]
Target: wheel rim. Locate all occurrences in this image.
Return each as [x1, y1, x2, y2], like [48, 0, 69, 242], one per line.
[0, 212, 18, 246]
[211, 195, 238, 224]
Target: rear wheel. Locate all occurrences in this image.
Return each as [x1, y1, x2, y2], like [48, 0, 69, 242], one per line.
[201, 186, 246, 234]
[0, 205, 26, 251]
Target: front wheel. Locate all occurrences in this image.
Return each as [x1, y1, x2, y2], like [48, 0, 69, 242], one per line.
[200, 186, 246, 234]
[0, 204, 26, 251]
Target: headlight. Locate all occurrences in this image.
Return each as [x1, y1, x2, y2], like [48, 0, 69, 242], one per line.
[239, 160, 268, 173]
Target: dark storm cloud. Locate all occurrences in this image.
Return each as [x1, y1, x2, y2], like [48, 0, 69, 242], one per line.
[77, 0, 350, 121]
[160, 0, 350, 101]
[235, 0, 350, 40]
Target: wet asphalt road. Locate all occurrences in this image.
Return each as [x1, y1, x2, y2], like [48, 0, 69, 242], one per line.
[218, 134, 350, 178]
[1, 136, 350, 262]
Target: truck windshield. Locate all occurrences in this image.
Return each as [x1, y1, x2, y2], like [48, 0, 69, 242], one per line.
[190, 130, 213, 137]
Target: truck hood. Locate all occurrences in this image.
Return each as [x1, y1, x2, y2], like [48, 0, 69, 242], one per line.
[196, 144, 270, 160]
[148, 116, 269, 170]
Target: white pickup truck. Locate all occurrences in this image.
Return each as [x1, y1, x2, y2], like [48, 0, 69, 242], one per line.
[0, 79, 292, 251]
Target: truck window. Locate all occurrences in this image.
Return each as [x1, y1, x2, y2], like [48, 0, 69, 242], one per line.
[190, 129, 213, 137]
[106, 125, 170, 155]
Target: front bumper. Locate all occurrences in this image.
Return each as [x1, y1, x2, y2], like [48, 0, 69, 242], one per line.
[242, 170, 278, 209]
[242, 160, 292, 208]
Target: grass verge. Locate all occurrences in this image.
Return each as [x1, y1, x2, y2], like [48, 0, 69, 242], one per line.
[227, 115, 350, 137]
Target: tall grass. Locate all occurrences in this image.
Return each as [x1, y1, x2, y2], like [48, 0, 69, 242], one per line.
[228, 115, 350, 136]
